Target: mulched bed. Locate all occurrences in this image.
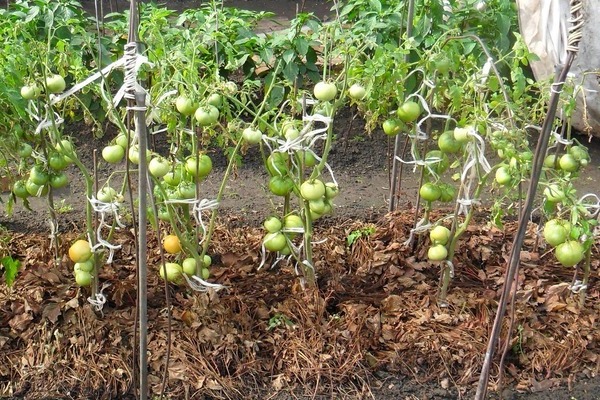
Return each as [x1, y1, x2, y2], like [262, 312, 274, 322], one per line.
[1, 210, 599, 399]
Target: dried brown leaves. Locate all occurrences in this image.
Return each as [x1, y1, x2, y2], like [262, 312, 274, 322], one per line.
[0, 211, 599, 398]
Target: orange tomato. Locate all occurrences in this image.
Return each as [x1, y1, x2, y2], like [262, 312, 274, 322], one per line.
[163, 234, 182, 254]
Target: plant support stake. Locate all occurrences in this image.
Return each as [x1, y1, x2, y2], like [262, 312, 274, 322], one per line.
[389, 0, 415, 211]
[135, 89, 149, 400]
[475, 1, 582, 397]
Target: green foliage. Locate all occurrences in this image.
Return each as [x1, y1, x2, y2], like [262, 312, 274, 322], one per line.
[1, 256, 21, 287]
[267, 313, 294, 330]
[346, 225, 376, 247]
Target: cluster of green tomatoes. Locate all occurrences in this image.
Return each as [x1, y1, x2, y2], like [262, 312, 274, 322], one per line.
[157, 234, 212, 284]
[12, 74, 72, 201]
[418, 128, 469, 203]
[12, 138, 75, 200]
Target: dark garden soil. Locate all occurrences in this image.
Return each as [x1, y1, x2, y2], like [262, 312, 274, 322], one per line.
[2, 1, 600, 400]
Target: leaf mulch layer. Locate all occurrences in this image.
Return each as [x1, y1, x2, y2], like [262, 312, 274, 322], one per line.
[0, 210, 599, 400]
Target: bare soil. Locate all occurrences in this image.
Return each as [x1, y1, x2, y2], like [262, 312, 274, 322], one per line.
[2, 1, 600, 400]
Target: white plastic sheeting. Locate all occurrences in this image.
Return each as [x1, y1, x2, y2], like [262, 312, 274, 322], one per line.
[517, 0, 600, 136]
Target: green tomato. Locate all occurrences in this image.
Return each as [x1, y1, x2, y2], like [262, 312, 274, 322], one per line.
[300, 179, 326, 201]
[242, 127, 263, 145]
[128, 145, 151, 165]
[74, 259, 95, 273]
[309, 198, 327, 214]
[185, 154, 212, 178]
[419, 182, 442, 202]
[200, 268, 210, 280]
[46, 74, 66, 94]
[325, 182, 339, 199]
[278, 244, 292, 256]
[268, 175, 294, 196]
[438, 183, 456, 203]
[475, 1, 487, 11]
[159, 262, 184, 284]
[437, 131, 461, 154]
[434, 57, 451, 75]
[396, 101, 421, 123]
[25, 179, 48, 197]
[194, 105, 219, 126]
[543, 154, 559, 169]
[348, 84, 366, 100]
[29, 165, 49, 185]
[266, 152, 289, 176]
[224, 81, 238, 95]
[176, 182, 196, 199]
[115, 133, 130, 149]
[175, 96, 198, 116]
[49, 172, 69, 189]
[263, 232, 287, 252]
[430, 226, 450, 245]
[207, 93, 223, 108]
[157, 206, 171, 222]
[48, 152, 68, 170]
[558, 153, 579, 172]
[554, 240, 584, 267]
[182, 257, 197, 276]
[313, 81, 337, 102]
[322, 199, 333, 215]
[97, 186, 117, 202]
[75, 270, 92, 287]
[263, 216, 282, 233]
[284, 126, 300, 141]
[17, 143, 33, 158]
[297, 150, 318, 168]
[102, 145, 125, 164]
[428, 244, 448, 261]
[55, 139, 74, 155]
[12, 180, 29, 199]
[382, 119, 403, 136]
[148, 156, 170, 178]
[284, 214, 303, 238]
[543, 219, 572, 247]
[544, 184, 566, 203]
[163, 167, 183, 186]
[20, 84, 41, 100]
[284, 214, 303, 230]
[568, 145, 590, 165]
[495, 166, 512, 185]
[453, 127, 471, 143]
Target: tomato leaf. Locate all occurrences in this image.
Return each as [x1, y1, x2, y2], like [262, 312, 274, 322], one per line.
[1, 256, 21, 287]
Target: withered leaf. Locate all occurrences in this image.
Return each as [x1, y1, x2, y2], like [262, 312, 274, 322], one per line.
[42, 302, 61, 323]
